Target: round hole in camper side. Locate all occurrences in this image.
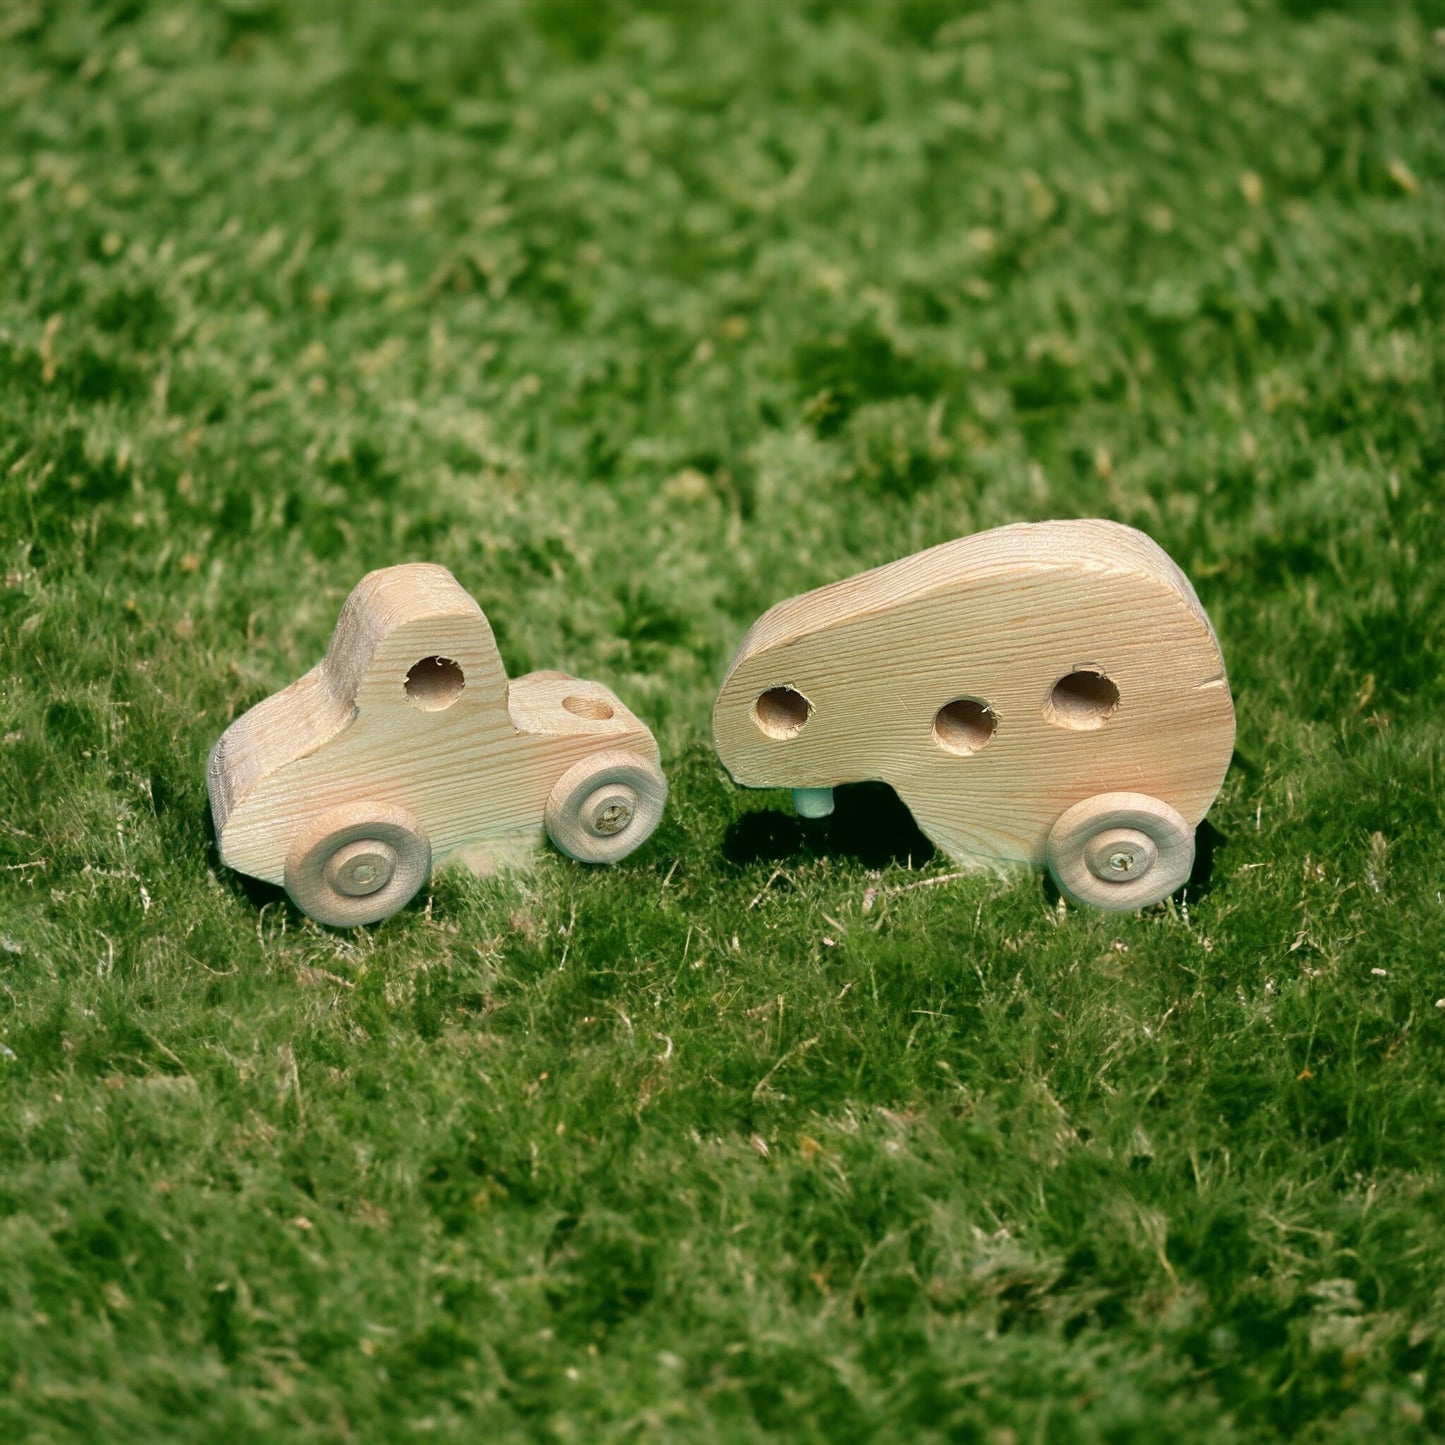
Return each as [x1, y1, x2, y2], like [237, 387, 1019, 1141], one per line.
[1047, 669, 1119, 730]
[932, 698, 997, 755]
[753, 686, 811, 740]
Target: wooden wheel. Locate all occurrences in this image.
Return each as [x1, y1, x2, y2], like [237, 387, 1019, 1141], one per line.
[284, 802, 431, 926]
[545, 750, 667, 864]
[1046, 792, 1194, 911]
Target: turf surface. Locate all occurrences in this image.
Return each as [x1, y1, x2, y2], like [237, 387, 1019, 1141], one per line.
[3, 1, 1445, 1439]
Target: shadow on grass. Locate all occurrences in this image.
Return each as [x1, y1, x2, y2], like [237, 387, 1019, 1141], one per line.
[722, 781, 937, 871]
[1183, 817, 1226, 901]
[726, 783, 1225, 903]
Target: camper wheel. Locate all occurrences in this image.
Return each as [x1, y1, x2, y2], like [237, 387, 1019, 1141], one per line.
[1046, 792, 1194, 911]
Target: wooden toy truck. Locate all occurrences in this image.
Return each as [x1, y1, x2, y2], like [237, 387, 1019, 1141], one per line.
[208, 564, 667, 925]
[712, 519, 1234, 911]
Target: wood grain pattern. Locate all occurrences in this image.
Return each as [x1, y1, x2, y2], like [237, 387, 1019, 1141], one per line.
[208, 563, 666, 924]
[712, 519, 1234, 910]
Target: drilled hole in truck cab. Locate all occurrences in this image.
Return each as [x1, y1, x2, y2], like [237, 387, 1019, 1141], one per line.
[562, 694, 614, 721]
[1047, 669, 1119, 730]
[933, 698, 996, 755]
[754, 686, 811, 740]
[405, 656, 464, 711]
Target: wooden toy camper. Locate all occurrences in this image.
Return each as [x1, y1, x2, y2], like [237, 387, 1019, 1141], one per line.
[208, 564, 667, 926]
[713, 520, 1234, 911]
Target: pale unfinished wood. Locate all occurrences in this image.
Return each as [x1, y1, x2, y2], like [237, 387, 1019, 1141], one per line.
[208, 564, 667, 925]
[712, 519, 1234, 911]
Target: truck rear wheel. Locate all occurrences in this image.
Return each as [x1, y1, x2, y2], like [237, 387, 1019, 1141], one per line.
[285, 802, 431, 926]
[1046, 792, 1194, 911]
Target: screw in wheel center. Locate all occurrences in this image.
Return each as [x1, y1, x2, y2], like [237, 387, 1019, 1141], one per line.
[325, 839, 398, 897]
[581, 783, 639, 838]
[1084, 827, 1158, 885]
[592, 800, 634, 836]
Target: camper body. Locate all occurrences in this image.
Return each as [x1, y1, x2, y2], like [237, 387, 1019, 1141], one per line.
[713, 520, 1234, 910]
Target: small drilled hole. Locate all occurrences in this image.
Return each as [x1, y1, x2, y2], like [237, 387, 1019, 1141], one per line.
[933, 698, 996, 755]
[405, 656, 464, 711]
[1048, 669, 1119, 729]
[562, 694, 614, 721]
[754, 685, 811, 739]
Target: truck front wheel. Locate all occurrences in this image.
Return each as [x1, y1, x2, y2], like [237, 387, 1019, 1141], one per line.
[545, 750, 667, 864]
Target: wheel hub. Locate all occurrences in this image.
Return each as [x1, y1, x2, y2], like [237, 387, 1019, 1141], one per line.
[583, 783, 638, 837]
[324, 839, 399, 897]
[1084, 827, 1158, 884]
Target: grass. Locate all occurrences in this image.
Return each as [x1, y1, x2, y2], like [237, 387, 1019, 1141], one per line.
[2, 0, 1444, 1438]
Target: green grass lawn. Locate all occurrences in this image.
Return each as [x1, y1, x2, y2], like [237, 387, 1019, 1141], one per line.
[3, 1, 1444, 1439]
